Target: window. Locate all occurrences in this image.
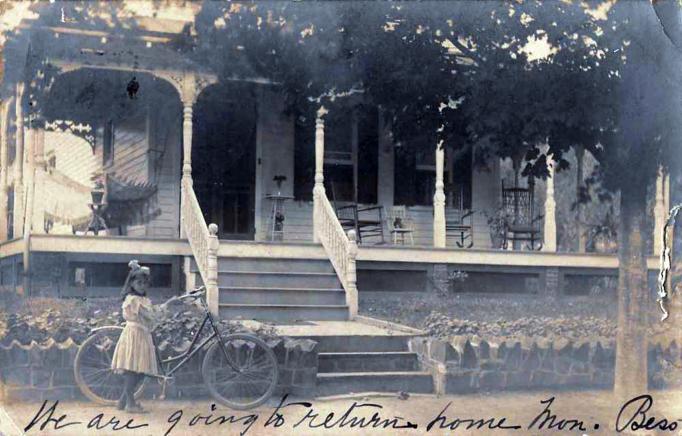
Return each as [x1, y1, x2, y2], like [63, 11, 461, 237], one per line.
[323, 110, 354, 202]
[293, 114, 315, 201]
[69, 262, 172, 288]
[294, 105, 378, 204]
[103, 119, 114, 165]
[394, 140, 472, 208]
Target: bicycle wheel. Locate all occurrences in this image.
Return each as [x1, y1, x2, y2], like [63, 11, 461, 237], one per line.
[202, 333, 279, 410]
[74, 327, 146, 405]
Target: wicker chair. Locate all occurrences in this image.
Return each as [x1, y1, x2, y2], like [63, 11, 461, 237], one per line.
[501, 180, 543, 250]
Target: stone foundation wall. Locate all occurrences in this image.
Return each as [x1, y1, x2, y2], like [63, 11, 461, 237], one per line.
[410, 336, 681, 395]
[0, 337, 317, 402]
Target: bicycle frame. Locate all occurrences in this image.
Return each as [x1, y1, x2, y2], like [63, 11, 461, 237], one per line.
[150, 294, 239, 379]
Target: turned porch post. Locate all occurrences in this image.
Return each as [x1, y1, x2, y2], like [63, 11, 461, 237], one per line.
[182, 102, 193, 184]
[179, 73, 197, 239]
[543, 155, 557, 252]
[433, 142, 446, 248]
[346, 229, 358, 318]
[14, 83, 25, 238]
[206, 223, 220, 317]
[312, 106, 327, 243]
[653, 167, 669, 255]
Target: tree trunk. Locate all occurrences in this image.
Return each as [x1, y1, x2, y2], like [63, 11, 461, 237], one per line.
[614, 185, 649, 400]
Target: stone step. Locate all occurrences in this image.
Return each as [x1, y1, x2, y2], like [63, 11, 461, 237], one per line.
[307, 335, 413, 353]
[219, 304, 349, 322]
[316, 371, 434, 396]
[318, 352, 420, 373]
[217, 271, 341, 289]
[219, 287, 346, 305]
[192, 258, 335, 274]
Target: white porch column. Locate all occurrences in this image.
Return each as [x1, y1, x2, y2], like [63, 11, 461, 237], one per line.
[181, 103, 193, 184]
[543, 155, 557, 252]
[575, 146, 586, 252]
[312, 106, 327, 243]
[0, 97, 13, 240]
[14, 83, 25, 237]
[179, 73, 197, 239]
[653, 167, 669, 255]
[377, 110, 394, 210]
[30, 125, 46, 234]
[433, 143, 446, 248]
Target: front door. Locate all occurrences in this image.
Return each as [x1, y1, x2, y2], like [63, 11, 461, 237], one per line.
[193, 84, 257, 240]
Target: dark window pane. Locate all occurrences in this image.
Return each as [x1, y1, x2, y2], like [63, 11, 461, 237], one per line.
[325, 164, 354, 202]
[357, 105, 378, 204]
[6, 187, 14, 240]
[293, 113, 314, 201]
[103, 120, 114, 165]
[69, 262, 171, 288]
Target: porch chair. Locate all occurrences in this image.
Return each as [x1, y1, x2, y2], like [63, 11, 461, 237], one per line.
[386, 206, 415, 245]
[501, 179, 543, 250]
[330, 182, 385, 244]
[445, 184, 474, 248]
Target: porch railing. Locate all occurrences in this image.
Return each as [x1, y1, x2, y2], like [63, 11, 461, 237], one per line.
[313, 187, 358, 318]
[181, 177, 219, 316]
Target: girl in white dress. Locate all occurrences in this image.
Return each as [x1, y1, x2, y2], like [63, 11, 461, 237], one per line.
[111, 260, 176, 412]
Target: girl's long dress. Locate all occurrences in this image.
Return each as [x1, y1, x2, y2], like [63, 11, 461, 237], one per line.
[111, 295, 165, 376]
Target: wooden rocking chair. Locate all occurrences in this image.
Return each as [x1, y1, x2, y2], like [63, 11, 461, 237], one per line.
[330, 182, 385, 244]
[501, 179, 543, 250]
[445, 184, 474, 248]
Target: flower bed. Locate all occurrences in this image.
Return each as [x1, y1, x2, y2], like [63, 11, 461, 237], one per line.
[0, 297, 318, 402]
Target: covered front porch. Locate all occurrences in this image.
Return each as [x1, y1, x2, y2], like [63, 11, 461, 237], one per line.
[0, 19, 671, 314]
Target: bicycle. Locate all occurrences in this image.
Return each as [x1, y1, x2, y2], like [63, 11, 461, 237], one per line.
[73, 286, 279, 410]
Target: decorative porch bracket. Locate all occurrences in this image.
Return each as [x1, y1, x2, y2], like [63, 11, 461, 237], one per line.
[312, 107, 359, 318]
[181, 177, 220, 316]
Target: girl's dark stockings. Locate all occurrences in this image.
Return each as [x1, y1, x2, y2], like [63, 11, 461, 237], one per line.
[117, 371, 145, 410]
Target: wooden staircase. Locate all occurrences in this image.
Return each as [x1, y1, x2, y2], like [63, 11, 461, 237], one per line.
[192, 256, 350, 322]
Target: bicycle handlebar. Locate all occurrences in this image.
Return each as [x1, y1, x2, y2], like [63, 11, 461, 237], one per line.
[168, 286, 206, 304]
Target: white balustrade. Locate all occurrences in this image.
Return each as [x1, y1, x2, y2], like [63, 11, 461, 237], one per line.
[312, 107, 358, 318]
[181, 177, 219, 316]
[314, 191, 358, 318]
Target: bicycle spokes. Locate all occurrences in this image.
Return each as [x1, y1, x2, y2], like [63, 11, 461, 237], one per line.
[78, 334, 125, 401]
[203, 335, 278, 408]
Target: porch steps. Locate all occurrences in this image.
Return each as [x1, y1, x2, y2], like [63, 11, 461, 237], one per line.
[217, 271, 340, 289]
[306, 335, 415, 353]
[318, 351, 419, 373]
[216, 258, 334, 273]
[219, 287, 346, 306]
[192, 256, 349, 322]
[313, 333, 434, 396]
[219, 304, 348, 322]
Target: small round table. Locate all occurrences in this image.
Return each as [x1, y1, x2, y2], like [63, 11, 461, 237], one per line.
[265, 194, 294, 241]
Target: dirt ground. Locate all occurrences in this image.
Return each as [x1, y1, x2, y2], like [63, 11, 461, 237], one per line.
[3, 389, 682, 436]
